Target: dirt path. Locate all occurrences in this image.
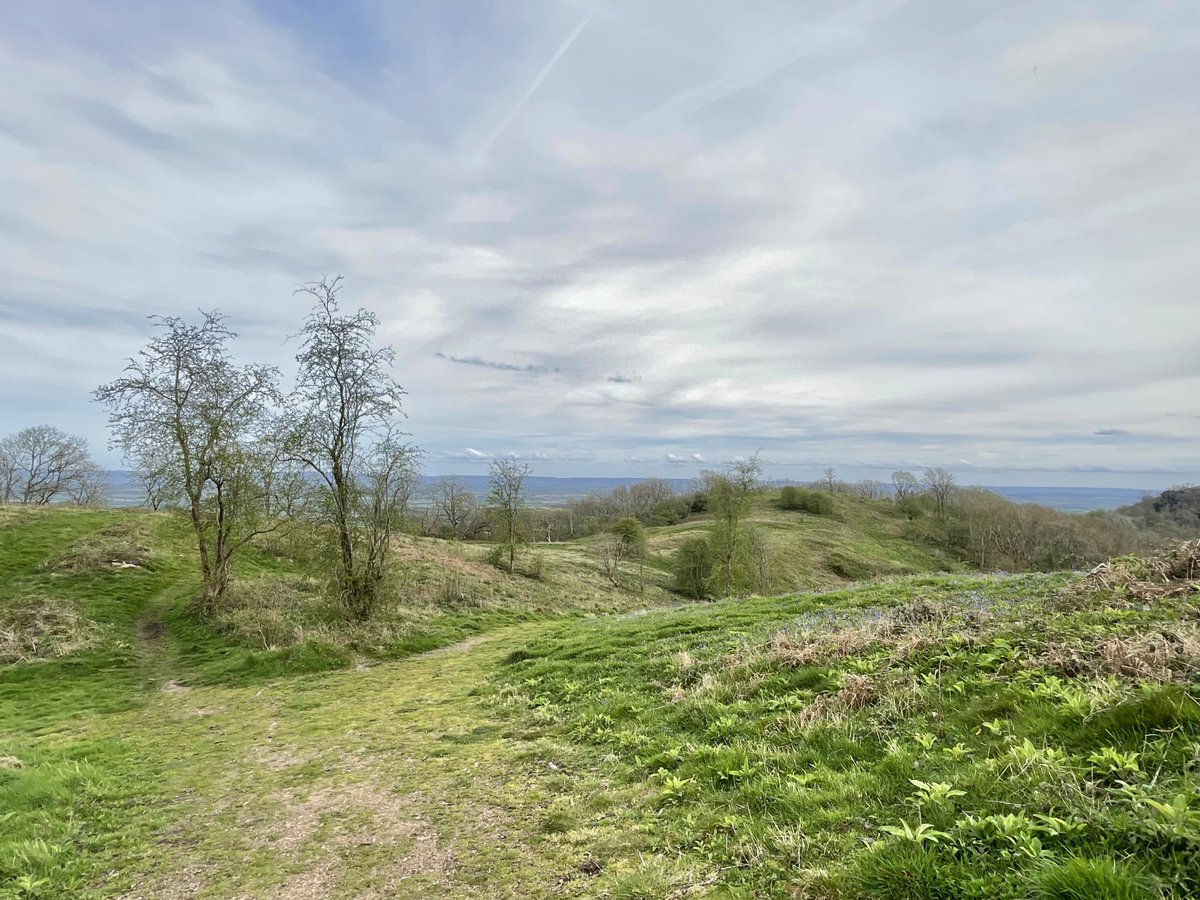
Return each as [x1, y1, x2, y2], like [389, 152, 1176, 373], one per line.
[107, 620, 605, 899]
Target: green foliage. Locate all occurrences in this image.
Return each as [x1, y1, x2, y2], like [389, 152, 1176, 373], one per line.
[1034, 857, 1155, 900]
[846, 842, 960, 899]
[779, 486, 834, 515]
[672, 537, 713, 599]
[1118, 485, 1200, 534]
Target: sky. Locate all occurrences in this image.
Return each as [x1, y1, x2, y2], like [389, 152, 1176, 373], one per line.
[1, 1, 1197, 488]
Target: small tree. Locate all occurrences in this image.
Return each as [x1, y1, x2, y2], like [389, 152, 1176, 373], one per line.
[892, 470, 919, 503]
[288, 276, 416, 620]
[821, 466, 838, 495]
[673, 537, 712, 599]
[611, 516, 647, 592]
[922, 467, 956, 517]
[95, 312, 280, 607]
[487, 457, 530, 573]
[594, 532, 629, 587]
[891, 470, 921, 519]
[704, 454, 761, 598]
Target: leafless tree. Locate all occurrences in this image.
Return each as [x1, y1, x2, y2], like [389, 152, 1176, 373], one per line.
[891, 470, 920, 503]
[594, 532, 629, 587]
[95, 312, 281, 607]
[288, 276, 417, 620]
[854, 479, 887, 500]
[821, 466, 838, 495]
[487, 457, 531, 573]
[0, 426, 103, 505]
[429, 476, 478, 539]
[629, 478, 674, 520]
[922, 467, 956, 517]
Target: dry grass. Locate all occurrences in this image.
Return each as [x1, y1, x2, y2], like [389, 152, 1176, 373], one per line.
[47, 521, 153, 573]
[1072, 539, 1200, 603]
[0, 593, 101, 663]
[763, 597, 963, 669]
[1039, 624, 1200, 683]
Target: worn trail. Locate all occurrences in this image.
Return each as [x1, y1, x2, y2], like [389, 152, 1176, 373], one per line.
[101, 620, 592, 899]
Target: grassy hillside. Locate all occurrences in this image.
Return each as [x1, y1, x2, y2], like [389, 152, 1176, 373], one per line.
[646, 492, 958, 592]
[6, 505, 1192, 897]
[492, 545, 1200, 898]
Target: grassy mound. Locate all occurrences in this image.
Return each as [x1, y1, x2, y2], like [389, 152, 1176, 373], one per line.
[492, 555, 1200, 898]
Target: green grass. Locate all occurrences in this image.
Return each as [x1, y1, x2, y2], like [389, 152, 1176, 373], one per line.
[491, 570, 1200, 897]
[649, 492, 959, 593]
[5, 503, 1196, 898]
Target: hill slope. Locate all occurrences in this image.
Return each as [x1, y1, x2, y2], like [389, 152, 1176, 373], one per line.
[7, 507, 1195, 897]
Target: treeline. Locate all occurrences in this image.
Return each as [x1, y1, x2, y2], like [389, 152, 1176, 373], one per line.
[1117, 485, 1200, 534]
[915, 487, 1151, 572]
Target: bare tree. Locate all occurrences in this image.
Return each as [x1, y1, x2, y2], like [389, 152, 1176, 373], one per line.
[821, 466, 838, 495]
[891, 470, 919, 503]
[922, 467, 956, 517]
[288, 276, 416, 620]
[0, 440, 15, 504]
[429, 476, 478, 539]
[0, 426, 103, 505]
[487, 457, 530, 573]
[854, 479, 887, 500]
[95, 312, 280, 607]
[628, 478, 674, 520]
[594, 532, 629, 587]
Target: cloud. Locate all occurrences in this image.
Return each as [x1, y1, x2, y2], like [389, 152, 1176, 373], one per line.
[435, 351, 557, 375]
[0, 2, 1196, 488]
[441, 448, 491, 461]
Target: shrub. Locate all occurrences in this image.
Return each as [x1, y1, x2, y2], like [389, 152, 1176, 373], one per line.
[779, 486, 834, 515]
[673, 537, 713, 599]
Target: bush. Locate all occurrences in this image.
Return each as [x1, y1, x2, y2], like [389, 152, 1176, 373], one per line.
[672, 537, 712, 599]
[779, 486, 834, 515]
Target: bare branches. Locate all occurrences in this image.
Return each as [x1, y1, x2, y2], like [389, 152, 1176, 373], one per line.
[95, 311, 281, 607]
[487, 457, 531, 573]
[0, 426, 102, 506]
[288, 277, 415, 620]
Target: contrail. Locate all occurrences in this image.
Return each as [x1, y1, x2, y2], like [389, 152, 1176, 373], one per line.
[478, 0, 604, 159]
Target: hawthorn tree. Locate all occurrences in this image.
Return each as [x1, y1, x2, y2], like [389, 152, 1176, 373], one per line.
[288, 276, 419, 621]
[704, 454, 762, 598]
[95, 312, 280, 607]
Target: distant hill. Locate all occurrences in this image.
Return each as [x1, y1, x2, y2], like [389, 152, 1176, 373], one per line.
[1117, 485, 1200, 534]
